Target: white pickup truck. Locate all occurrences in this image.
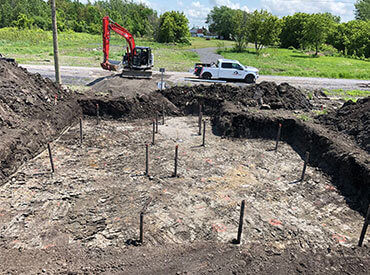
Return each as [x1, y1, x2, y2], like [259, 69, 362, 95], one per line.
[194, 59, 259, 83]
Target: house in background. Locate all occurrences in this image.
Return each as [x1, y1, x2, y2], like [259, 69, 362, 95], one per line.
[190, 27, 204, 37]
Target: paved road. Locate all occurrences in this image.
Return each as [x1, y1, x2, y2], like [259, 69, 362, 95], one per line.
[22, 64, 370, 91]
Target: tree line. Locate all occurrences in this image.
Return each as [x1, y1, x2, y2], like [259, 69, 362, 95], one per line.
[207, 2, 370, 58]
[0, 0, 190, 43]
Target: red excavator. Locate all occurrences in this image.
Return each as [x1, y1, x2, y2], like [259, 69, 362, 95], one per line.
[101, 16, 154, 78]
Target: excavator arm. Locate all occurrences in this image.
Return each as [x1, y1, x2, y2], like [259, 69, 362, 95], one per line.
[101, 16, 136, 71]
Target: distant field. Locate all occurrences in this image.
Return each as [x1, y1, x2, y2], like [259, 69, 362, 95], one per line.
[219, 48, 370, 80]
[0, 28, 232, 71]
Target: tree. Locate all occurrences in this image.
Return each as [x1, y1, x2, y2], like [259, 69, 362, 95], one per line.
[206, 6, 235, 40]
[157, 11, 190, 43]
[232, 9, 249, 52]
[245, 10, 281, 52]
[302, 13, 335, 55]
[280, 13, 310, 49]
[355, 0, 370, 21]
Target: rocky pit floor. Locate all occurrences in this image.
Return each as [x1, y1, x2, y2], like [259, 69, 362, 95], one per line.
[1, 115, 369, 273]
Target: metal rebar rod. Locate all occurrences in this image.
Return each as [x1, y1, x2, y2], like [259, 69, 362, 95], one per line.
[152, 120, 155, 145]
[79, 118, 83, 145]
[275, 123, 282, 152]
[47, 143, 55, 173]
[145, 144, 149, 176]
[174, 145, 178, 177]
[358, 203, 370, 247]
[202, 120, 206, 147]
[300, 152, 310, 181]
[236, 200, 246, 244]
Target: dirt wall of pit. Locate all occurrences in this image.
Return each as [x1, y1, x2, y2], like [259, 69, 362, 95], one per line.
[0, 61, 81, 184]
[213, 109, 370, 213]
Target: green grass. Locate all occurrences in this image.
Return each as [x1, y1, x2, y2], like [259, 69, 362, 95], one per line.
[0, 28, 233, 71]
[219, 48, 370, 80]
[323, 89, 370, 101]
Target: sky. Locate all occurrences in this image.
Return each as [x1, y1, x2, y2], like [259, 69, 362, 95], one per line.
[81, 0, 358, 27]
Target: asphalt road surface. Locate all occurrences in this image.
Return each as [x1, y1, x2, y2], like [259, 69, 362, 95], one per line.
[21, 64, 370, 91]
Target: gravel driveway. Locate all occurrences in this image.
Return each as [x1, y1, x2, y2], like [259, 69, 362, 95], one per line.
[190, 47, 223, 63]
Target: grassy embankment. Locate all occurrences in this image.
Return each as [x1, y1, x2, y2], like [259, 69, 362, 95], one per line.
[0, 28, 234, 72]
[219, 48, 370, 80]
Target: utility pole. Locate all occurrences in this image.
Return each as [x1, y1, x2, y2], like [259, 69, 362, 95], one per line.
[51, 0, 61, 85]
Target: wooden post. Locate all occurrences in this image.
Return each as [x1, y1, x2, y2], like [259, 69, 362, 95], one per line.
[50, 0, 61, 85]
[236, 200, 245, 244]
[358, 203, 370, 247]
[275, 123, 282, 152]
[47, 143, 55, 173]
[300, 152, 310, 181]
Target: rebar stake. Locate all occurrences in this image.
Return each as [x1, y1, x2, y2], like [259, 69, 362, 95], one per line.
[300, 152, 310, 181]
[152, 120, 155, 145]
[198, 104, 202, 135]
[236, 200, 246, 244]
[79, 118, 83, 145]
[162, 104, 165, 125]
[155, 113, 159, 133]
[358, 203, 370, 247]
[275, 123, 282, 152]
[47, 143, 55, 173]
[202, 120, 206, 147]
[96, 103, 100, 125]
[145, 144, 149, 176]
[173, 145, 178, 177]
[139, 212, 144, 244]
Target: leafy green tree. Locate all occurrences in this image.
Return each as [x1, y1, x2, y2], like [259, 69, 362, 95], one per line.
[157, 11, 190, 43]
[12, 13, 34, 29]
[206, 6, 235, 40]
[245, 10, 281, 52]
[355, 0, 370, 21]
[302, 13, 335, 55]
[280, 13, 310, 49]
[232, 9, 249, 52]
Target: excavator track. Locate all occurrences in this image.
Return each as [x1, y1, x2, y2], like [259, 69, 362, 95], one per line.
[120, 69, 152, 79]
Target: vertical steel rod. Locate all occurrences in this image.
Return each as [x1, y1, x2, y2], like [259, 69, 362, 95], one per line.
[198, 104, 203, 136]
[155, 113, 158, 133]
[236, 200, 246, 244]
[275, 123, 282, 152]
[145, 144, 149, 176]
[96, 104, 100, 125]
[139, 212, 144, 244]
[162, 104, 165, 125]
[358, 203, 370, 247]
[300, 152, 310, 181]
[174, 145, 178, 177]
[202, 120, 206, 147]
[47, 143, 55, 173]
[79, 118, 83, 145]
[152, 120, 155, 145]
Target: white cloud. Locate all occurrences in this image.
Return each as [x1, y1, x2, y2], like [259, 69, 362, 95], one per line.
[133, 0, 151, 7]
[177, 0, 184, 7]
[261, 0, 353, 20]
[209, 0, 250, 12]
[184, 1, 212, 26]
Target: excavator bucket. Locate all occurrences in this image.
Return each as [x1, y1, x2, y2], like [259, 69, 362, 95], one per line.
[121, 69, 152, 79]
[101, 60, 122, 71]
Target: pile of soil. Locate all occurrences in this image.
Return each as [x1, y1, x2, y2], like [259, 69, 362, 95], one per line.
[160, 81, 312, 115]
[319, 97, 370, 153]
[0, 60, 80, 183]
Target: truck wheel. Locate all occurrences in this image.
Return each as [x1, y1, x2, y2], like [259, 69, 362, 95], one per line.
[202, 72, 212, 80]
[245, 74, 255, 84]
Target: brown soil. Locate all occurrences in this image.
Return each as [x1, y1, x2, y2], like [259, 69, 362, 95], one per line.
[319, 97, 370, 153]
[0, 63, 369, 273]
[0, 60, 80, 184]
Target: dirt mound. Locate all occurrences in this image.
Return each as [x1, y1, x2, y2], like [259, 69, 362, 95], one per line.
[160, 81, 312, 114]
[319, 97, 370, 153]
[0, 60, 80, 183]
[78, 92, 179, 120]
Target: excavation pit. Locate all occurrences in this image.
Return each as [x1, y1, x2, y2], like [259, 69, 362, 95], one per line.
[1, 116, 366, 251]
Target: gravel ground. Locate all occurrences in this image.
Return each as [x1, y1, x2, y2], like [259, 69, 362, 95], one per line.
[190, 47, 223, 63]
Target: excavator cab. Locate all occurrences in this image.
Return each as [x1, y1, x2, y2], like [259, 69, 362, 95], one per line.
[123, 46, 153, 70]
